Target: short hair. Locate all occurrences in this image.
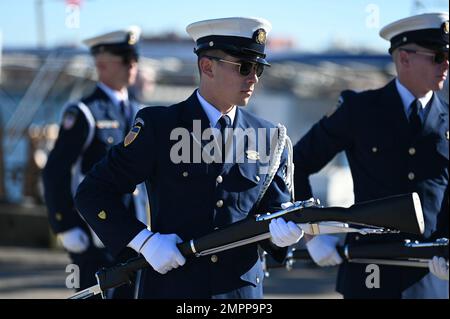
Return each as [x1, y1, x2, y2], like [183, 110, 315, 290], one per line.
[196, 49, 226, 77]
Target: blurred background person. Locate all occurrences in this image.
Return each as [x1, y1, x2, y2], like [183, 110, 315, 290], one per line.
[42, 26, 149, 298]
[292, 12, 449, 299]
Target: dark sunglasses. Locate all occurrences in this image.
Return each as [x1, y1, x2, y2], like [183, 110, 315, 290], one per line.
[205, 55, 265, 77]
[399, 48, 449, 64]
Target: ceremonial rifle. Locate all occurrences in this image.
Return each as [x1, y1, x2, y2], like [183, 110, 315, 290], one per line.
[69, 192, 424, 299]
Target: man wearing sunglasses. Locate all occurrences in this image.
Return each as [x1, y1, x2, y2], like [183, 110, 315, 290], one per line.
[74, 17, 302, 299]
[292, 12, 448, 299]
[43, 26, 148, 298]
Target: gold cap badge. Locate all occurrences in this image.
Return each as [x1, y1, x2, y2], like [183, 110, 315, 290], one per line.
[128, 31, 138, 45]
[443, 21, 449, 34]
[254, 29, 267, 44]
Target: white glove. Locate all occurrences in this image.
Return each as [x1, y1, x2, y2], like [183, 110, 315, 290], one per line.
[269, 217, 304, 247]
[428, 256, 449, 281]
[57, 227, 89, 253]
[306, 235, 343, 267]
[140, 232, 186, 275]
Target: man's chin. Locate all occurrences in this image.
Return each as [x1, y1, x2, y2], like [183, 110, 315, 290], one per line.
[239, 98, 251, 106]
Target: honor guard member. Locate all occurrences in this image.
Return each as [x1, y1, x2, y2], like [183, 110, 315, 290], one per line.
[293, 12, 449, 298]
[75, 17, 303, 299]
[43, 26, 149, 297]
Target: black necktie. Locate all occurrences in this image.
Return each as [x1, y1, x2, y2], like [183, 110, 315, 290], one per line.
[120, 100, 131, 132]
[218, 115, 232, 163]
[409, 99, 422, 135]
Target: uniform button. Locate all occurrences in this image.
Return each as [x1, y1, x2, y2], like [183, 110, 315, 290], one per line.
[408, 172, 415, 180]
[216, 200, 224, 208]
[107, 136, 114, 144]
[372, 147, 378, 153]
[133, 188, 139, 196]
[98, 210, 107, 220]
[408, 147, 416, 155]
[55, 213, 63, 221]
[182, 171, 189, 177]
[210, 255, 218, 263]
[216, 175, 223, 184]
[256, 276, 260, 284]
[355, 236, 360, 241]
[255, 176, 260, 182]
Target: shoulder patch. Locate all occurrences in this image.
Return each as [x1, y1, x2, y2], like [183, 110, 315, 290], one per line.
[124, 124, 142, 147]
[62, 111, 78, 130]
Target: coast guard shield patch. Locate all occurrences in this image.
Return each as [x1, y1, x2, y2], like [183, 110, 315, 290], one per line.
[124, 125, 141, 147]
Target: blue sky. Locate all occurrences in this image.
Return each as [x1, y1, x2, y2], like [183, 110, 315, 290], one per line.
[0, 0, 448, 52]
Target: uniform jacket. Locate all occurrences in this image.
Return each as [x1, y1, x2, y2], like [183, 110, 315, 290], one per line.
[75, 91, 291, 298]
[43, 86, 148, 234]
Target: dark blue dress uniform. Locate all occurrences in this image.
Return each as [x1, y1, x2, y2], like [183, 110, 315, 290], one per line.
[74, 91, 291, 298]
[293, 79, 449, 298]
[43, 86, 148, 294]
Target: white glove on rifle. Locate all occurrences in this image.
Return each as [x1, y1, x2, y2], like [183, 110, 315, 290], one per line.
[269, 217, 304, 247]
[306, 235, 343, 267]
[140, 232, 186, 275]
[428, 256, 449, 281]
[57, 227, 89, 253]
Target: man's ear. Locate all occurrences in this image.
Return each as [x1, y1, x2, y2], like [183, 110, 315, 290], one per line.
[398, 49, 410, 67]
[199, 57, 214, 78]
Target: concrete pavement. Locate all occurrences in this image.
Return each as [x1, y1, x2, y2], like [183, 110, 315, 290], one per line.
[0, 246, 341, 299]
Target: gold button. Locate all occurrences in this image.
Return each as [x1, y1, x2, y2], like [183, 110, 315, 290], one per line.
[182, 171, 189, 177]
[216, 200, 224, 208]
[408, 172, 415, 180]
[55, 213, 63, 221]
[210, 255, 218, 263]
[98, 210, 107, 220]
[372, 147, 378, 153]
[408, 147, 416, 155]
[255, 176, 260, 182]
[216, 175, 223, 184]
[107, 136, 114, 144]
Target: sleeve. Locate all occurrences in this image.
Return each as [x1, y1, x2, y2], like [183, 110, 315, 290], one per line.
[293, 91, 355, 201]
[74, 110, 156, 257]
[42, 105, 89, 233]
